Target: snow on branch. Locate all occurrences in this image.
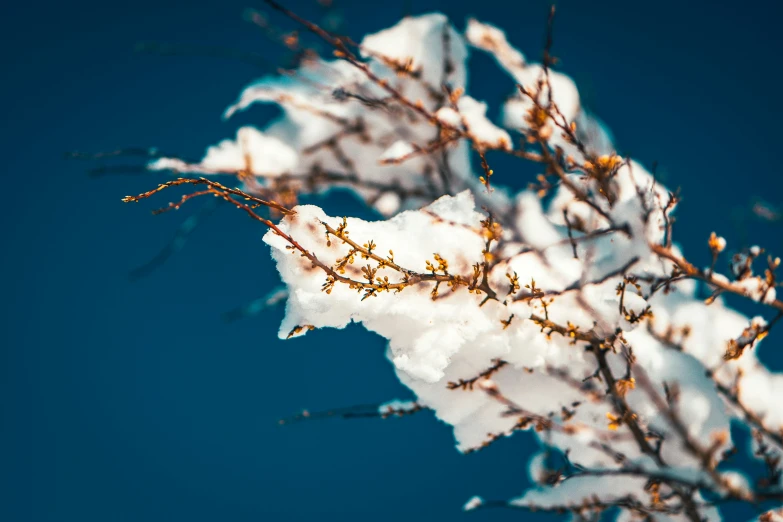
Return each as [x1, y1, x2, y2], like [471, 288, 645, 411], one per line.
[120, 3, 783, 520]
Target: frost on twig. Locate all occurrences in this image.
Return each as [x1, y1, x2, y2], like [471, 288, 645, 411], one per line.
[120, 5, 783, 520]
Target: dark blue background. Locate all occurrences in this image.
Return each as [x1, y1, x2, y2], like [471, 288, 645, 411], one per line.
[3, 0, 782, 520]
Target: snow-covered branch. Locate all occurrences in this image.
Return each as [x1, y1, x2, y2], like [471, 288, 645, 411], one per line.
[120, 4, 783, 520]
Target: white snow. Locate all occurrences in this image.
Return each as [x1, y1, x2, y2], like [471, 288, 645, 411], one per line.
[144, 12, 783, 519]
